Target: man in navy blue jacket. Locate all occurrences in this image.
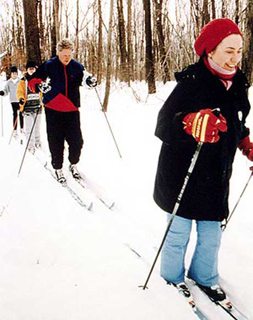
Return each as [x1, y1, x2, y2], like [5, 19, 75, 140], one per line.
[29, 39, 97, 183]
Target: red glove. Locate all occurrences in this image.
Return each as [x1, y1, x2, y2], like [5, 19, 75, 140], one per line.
[238, 136, 253, 161]
[183, 109, 227, 143]
[28, 78, 42, 93]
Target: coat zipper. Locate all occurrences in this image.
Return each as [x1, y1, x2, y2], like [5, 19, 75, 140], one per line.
[64, 65, 68, 97]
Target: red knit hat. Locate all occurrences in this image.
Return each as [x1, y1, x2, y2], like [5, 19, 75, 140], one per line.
[194, 18, 243, 56]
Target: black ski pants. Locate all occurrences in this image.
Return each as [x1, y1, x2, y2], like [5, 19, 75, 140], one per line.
[11, 102, 24, 130]
[45, 108, 83, 170]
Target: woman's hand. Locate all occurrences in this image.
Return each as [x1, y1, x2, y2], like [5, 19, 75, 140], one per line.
[183, 108, 227, 143]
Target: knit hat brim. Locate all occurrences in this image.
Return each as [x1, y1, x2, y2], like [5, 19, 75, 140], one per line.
[26, 61, 36, 69]
[10, 66, 18, 73]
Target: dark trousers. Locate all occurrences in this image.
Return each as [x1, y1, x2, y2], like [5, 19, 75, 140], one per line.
[45, 108, 83, 169]
[11, 102, 24, 130]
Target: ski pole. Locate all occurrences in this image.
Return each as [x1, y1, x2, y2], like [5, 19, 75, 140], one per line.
[94, 87, 122, 158]
[8, 114, 19, 145]
[141, 142, 203, 290]
[222, 170, 253, 231]
[18, 109, 39, 176]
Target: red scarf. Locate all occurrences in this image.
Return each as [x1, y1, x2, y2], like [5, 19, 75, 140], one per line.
[203, 56, 237, 89]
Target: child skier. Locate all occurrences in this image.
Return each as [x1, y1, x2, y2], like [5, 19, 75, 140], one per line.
[17, 61, 42, 154]
[0, 66, 24, 138]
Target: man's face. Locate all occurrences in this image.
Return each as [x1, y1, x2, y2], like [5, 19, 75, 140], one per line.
[27, 67, 36, 75]
[58, 48, 73, 66]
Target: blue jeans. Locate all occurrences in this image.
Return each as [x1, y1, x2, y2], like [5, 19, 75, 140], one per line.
[160, 213, 222, 286]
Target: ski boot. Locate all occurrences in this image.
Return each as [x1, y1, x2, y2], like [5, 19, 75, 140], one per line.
[69, 164, 81, 180]
[55, 169, 67, 184]
[169, 282, 196, 309]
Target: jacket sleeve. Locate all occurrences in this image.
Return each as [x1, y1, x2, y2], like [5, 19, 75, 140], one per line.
[3, 81, 10, 95]
[16, 80, 26, 112]
[155, 80, 198, 144]
[28, 62, 49, 92]
[239, 117, 250, 142]
[31, 62, 48, 82]
[82, 69, 92, 88]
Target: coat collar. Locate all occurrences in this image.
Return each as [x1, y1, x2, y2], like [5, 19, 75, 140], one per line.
[174, 57, 250, 89]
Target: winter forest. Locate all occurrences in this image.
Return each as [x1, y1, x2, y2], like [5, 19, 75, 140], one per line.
[1, 0, 253, 104]
[1, 0, 253, 319]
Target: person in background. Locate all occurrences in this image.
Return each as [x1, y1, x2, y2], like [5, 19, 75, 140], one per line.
[28, 39, 97, 183]
[153, 18, 253, 304]
[0, 66, 24, 138]
[17, 61, 42, 154]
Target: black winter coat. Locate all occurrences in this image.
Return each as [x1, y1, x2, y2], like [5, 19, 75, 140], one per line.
[30, 56, 84, 111]
[154, 58, 251, 221]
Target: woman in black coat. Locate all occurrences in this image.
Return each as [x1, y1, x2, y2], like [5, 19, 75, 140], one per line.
[154, 18, 253, 303]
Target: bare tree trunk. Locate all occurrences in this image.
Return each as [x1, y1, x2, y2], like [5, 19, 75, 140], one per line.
[242, 0, 253, 85]
[211, 0, 216, 19]
[163, 0, 171, 79]
[190, 0, 201, 40]
[202, 0, 210, 26]
[59, 0, 63, 39]
[22, 0, 41, 64]
[221, 0, 227, 18]
[13, 0, 25, 68]
[65, 4, 70, 38]
[38, 0, 45, 61]
[235, 0, 240, 24]
[154, 0, 169, 83]
[143, 0, 156, 94]
[14, 0, 23, 50]
[127, 0, 133, 83]
[103, 0, 114, 111]
[51, 0, 60, 57]
[97, 0, 103, 84]
[56, 0, 60, 41]
[139, 22, 145, 81]
[91, 4, 97, 76]
[75, 0, 80, 60]
[117, 0, 128, 82]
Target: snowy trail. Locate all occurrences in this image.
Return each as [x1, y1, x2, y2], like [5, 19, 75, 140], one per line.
[0, 82, 253, 319]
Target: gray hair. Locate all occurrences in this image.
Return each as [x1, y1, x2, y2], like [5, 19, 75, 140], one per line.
[57, 39, 74, 52]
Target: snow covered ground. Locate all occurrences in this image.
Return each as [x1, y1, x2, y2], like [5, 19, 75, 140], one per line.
[0, 80, 252, 320]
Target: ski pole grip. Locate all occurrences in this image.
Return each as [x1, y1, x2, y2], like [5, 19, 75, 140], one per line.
[212, 108, 221, 117]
